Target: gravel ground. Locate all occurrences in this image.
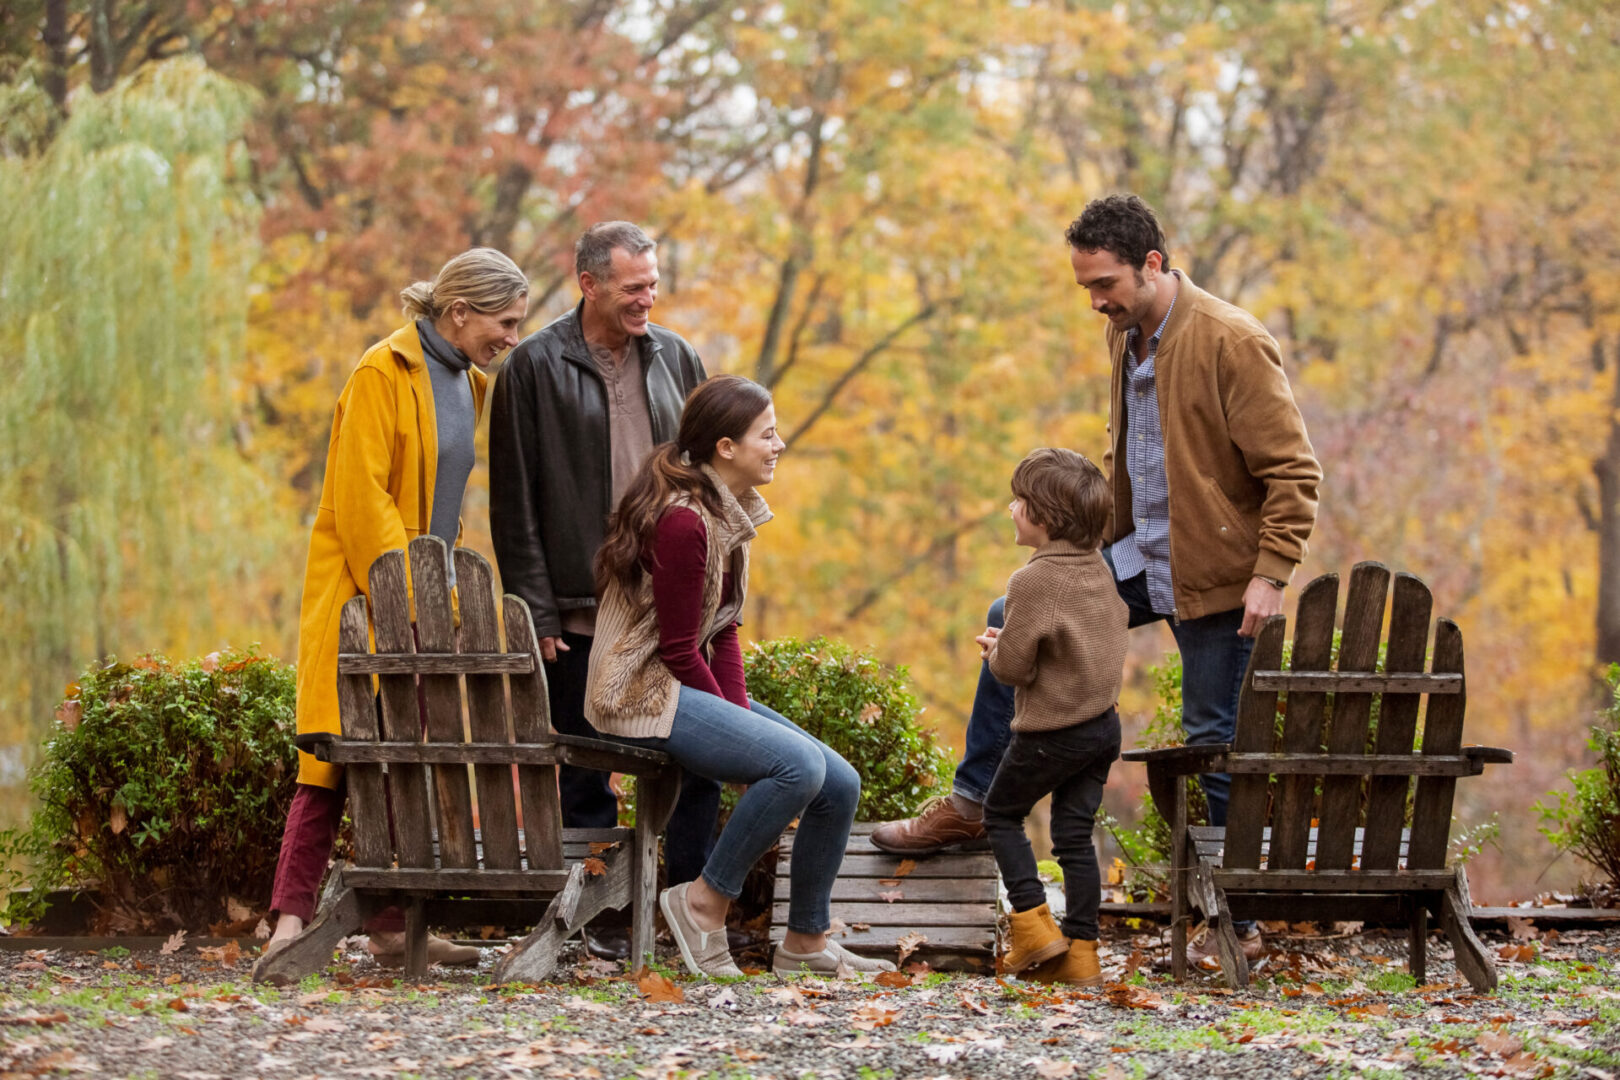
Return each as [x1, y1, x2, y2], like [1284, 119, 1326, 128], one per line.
[2, 922, 1617, 1079]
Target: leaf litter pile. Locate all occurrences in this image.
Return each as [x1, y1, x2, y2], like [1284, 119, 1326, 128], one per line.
[3, 921, 1618, 1079]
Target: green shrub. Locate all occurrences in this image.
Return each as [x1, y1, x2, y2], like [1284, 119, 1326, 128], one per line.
[1, 648, 298, 931]
[1537, 665, 1620, 889]
[742, 636, 956, 821]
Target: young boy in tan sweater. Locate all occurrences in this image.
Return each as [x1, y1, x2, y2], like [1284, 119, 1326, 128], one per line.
[978, 448, 1129, 985]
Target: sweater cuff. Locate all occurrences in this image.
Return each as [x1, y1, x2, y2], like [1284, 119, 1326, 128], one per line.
[1252, 550, 1298, 586]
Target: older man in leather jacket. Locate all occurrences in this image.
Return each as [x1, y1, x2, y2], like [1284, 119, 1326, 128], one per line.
[490, 222, 715, 956]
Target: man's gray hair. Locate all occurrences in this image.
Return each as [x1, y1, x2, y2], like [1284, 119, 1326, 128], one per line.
[575, 221, 657, 281]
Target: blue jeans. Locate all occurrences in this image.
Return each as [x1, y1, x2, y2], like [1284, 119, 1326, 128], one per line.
[617, 687, 860, 935]
[954, 551, 1254, 828]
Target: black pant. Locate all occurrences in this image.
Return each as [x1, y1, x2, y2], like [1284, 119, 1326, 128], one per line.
[547, 629, 721, 887]
[983, 709, 1120, 942]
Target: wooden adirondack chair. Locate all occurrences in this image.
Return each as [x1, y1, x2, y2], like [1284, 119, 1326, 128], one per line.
[252, 536, 681, 985]
[1121, 563, 1512, 991]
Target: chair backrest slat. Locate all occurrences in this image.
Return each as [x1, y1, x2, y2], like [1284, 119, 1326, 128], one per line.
[1223, 617, 1286, 870]
[411, 538, 478, 869]
[455, 547, 523, 870]
[504, 593, 564, 871]
[368, 550, 437, 868]
[1314, 562, 1390, 870]
[1408, 618, 1467, 868]
[336, 594, 393, 868]
[1269, 573, 1339, 870]
[1360, 573, 1433, 870]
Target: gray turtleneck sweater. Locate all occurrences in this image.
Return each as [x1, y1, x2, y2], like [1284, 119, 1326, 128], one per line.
[416, 319, 477, 585]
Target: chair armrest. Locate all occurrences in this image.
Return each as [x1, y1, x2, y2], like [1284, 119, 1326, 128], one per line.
[552, 733, 673, 775]
[294, 733, 334, 760]
[1120, 744, 1231, 774]
[1463, 745, 1514, 766]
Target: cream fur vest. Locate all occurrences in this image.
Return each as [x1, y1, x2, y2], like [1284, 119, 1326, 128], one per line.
[583, 466, 772, 739]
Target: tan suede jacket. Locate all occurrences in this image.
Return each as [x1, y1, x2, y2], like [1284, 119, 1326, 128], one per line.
[1104, 273, 1322, 620]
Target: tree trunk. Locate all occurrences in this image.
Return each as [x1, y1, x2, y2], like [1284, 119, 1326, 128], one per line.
[42, 0, 70, 112]
[1595, 342, 1620, 665]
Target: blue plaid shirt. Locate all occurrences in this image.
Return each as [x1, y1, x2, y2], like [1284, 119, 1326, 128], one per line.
[1109, 275, 1180, 615]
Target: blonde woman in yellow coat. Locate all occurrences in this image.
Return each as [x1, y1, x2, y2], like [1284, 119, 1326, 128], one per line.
[264, 249, 528, 967]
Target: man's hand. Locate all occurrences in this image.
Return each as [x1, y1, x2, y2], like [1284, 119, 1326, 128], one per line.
[538, 636, 571, 662]
[1238, 577, 1285, 637]
[974, 625, 1000, 659]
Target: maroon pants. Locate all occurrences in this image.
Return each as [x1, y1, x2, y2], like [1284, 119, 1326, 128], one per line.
[269, 781, 405, 932]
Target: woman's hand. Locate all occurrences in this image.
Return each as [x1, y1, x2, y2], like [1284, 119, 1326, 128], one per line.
[539, 636, 571, 662]
[974, 625, 1000, 659]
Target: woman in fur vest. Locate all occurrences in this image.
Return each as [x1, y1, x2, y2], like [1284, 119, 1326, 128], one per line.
[585, 375, 895, 979]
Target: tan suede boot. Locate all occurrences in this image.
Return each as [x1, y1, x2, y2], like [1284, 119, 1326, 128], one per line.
[1029, 937, 1104, 986]
[1003, 904, 1068, 973]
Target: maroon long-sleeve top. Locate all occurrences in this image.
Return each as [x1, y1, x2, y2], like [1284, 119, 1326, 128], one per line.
[644, 506, 748, 708]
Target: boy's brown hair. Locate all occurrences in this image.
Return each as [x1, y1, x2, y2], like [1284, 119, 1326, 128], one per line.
[1011, 447, 1109, 549]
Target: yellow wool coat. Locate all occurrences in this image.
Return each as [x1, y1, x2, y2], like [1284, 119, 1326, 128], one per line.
[294, 324, 488, 788]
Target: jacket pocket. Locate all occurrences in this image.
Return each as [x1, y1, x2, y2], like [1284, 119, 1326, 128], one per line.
[1179, 476, 1258, 590]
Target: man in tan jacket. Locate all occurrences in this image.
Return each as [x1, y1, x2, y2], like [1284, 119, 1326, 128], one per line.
[872, 194, 1322, 965]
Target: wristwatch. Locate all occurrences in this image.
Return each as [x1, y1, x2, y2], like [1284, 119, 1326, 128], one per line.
[1254, 575, 1287, 590]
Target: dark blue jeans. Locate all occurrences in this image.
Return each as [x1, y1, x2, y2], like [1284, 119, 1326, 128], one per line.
[985, 709, 1121, 941]
[617, 688, 860, 934]
[547, 630, 720, 887]
[953, 552, 1254, 828]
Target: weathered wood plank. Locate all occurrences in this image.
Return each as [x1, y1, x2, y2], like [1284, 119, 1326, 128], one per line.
[770, 902, 996, 926]
[504, 594, 564, 873]
[367, 550, 435, 869]
[772, 877, 999, 903]
[1211, 869, 1456, 891]
[1270, 572, 1338, 871]
[343, 868, 574, 892]
[1362, 573, 1433, 871]
[778, 831, 991, 856]
[1224, 615, 1286, 870]
[455, 548, 521, 871]
[1221, 754, 1483, 776]
[824, 926, 997, 949]
[1408, 619, 1467, 869]
[1250, 672, 1461, 694]
[338, 653, 534, 675]
[1316, 562, 1390, 870]
[773, 852, 998, 879]
[336, 595, 392, 868]
[321, 742, 560, 765]
[411, 537, 477, 870]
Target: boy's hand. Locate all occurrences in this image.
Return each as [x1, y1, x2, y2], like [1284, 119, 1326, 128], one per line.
[974, 626, 1000, 658]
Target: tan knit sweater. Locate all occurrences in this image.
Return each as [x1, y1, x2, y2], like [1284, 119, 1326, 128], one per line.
[584, 466, 771, 739]
[986, 540, 1129, 733]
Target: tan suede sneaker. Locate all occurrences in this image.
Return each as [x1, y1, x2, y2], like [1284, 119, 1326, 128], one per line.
[869, 796, 987, 855]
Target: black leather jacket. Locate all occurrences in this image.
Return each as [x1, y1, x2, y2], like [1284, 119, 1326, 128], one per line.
[489, 303, 707, 637]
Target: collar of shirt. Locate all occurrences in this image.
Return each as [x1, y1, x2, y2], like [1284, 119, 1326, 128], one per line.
[1124, 270, 1181, 362]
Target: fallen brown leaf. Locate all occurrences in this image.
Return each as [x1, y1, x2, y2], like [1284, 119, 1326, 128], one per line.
[878, 889, 904, 903]
[895, 931, 927, 966]
[582, 857, 607, 877]
[636, 969, 684, 1003]
[874, 970, 911, 989]
[1, 1011, 70, 1026]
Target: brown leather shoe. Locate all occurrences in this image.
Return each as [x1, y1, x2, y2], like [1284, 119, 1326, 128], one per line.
[1185, 926, 1264, 969]
[869, 796, 986, 855]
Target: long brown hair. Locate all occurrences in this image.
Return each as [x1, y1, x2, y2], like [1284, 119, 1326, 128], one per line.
[595, 375, 774, 595]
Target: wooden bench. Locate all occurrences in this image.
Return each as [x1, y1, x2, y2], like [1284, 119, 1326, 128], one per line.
[773, 822, 999, 972]
[252, 536, 681, 984]
[1121, 562, 1512, 991]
